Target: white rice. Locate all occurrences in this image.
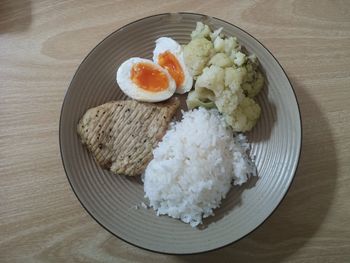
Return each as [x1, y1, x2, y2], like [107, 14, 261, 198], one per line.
[143, 107, 256, 227]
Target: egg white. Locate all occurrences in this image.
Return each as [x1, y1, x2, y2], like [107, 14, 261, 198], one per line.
[153, 37, 193, 94]
[116, 57, 176, 102]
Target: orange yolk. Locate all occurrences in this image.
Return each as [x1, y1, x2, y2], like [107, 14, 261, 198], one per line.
[131, 63, 169, 92]
[158, 51, 184, 88]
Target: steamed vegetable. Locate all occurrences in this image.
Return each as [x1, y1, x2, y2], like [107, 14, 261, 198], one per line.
[185, 22, 264, 132]
[225, 97, 261, 132]
[183, 38, 214, 78]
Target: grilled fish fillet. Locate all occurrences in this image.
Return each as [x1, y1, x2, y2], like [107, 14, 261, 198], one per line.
[77, 97, 180, 176]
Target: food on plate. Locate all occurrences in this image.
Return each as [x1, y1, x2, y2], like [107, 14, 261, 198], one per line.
[153, 37, 193, 94]
[144, 107, 256, 227]
[186, 90, 215, 109]
[242, 55, 265, 98]
[115, 22, 264, 131]
[78, 21, 263, 226]
[116, 58, 176, 102]
[116, 37, 194, 102]
[183, 37, 214, 78]
[185, 22, 264, 132]
[77, 97, 180, 176]
[220, 96, 261, 132]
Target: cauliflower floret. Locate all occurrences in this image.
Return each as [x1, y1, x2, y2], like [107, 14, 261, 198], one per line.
[191, 22, 211, 39]
[225, 67, 247, 91]
[242, 71, 264, 97]
[195, 65, 225, 96]
[224, 37, 239, 55]
[231, 51, 246, 66]
[224, 97, 261, 132]
[244, 63, 255, 82]
[215, 88, 244, 115]
[213, 36, 225, 52]
[186, 90, 216, 109]
[184, 38, 214, 77]
[210, 27, 223, 41]
[185, 22, 264, 132]
[208, 53, 233, 68]
[195, 86, 216, 101]
[241, 58, 264, 97]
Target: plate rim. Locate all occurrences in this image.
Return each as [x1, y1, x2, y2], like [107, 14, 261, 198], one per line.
[59, 12, 303, 255]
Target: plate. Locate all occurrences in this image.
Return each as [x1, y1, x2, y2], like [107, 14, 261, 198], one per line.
[59, 13, 301, 254]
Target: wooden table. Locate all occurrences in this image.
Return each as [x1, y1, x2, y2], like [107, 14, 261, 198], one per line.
[1, 1, 349, 262]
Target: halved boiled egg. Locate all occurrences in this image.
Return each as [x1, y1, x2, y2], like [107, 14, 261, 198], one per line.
[116, 57, 176, 102]
[153, 37, 193, 94]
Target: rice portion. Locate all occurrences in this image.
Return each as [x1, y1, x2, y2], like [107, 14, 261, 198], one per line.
[143, 107, 256, 227]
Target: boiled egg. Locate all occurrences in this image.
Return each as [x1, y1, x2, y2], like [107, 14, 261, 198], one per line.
[153, 37, 193, 94]
[116, 57, 176, 102]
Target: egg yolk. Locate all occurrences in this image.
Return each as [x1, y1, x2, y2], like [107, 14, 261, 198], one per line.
[158, 51, 184, 88]
[131, 63, 169, 92]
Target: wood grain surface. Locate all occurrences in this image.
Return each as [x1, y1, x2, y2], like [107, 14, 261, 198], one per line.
[1, 0, 349, 262]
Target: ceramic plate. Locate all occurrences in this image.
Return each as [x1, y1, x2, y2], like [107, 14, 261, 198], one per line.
[59, 13, 301, 254]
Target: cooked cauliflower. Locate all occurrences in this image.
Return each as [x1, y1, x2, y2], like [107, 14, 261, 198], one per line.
[195, 86, 215, 102]
[242, 71, 264, 98]
[225, 67, 247, 91]
[224, 37, 239, 55]
[231, 51, 246, 66]
[224, 97, 261, 132]
[241, 57, 264, 97]
[186, 90, 216, 109]
[215, 88, 244, 115]
[210, 27, 223, 41]
[209, 53, 233, 68]
[191, 22, 211, 40]
[213, 36, 225, 52]
[195, 65, 225, 96]
[184, 23, 264, 132]
[184, 38, 214, 77]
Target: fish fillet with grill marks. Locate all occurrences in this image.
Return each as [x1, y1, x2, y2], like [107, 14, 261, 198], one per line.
[77, 97, 180, 176]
